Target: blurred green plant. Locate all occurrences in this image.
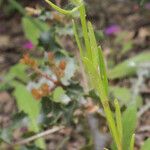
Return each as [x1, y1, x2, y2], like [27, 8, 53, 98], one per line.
[108, 52, 150, 79]
[44, 0, 137, 149]
[1, 0, 150, 149]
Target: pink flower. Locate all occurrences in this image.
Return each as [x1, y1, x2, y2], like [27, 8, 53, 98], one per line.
[105, 25, 120, 35]
[23, 41, 34, 49]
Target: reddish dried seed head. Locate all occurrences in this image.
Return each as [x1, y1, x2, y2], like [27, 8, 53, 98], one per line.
[41, 83, 50, 95]
[31, 88, 43, 100]
[59, 60, 66, 70]
[20, 54, 37, 68]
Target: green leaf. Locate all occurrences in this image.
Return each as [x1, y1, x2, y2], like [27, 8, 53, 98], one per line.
[12, 82, 45, 149]
[114, 99, 122, 142]
[108, 52, 150, 79]
[53, 86, 65, 102]
[73, 20, 83, 58]
[87, 22, 108, 95]
[9, 0, 26, 15]
[121, 41, 133, 55]
[82, 57, 104, 96]
[122, 103, 137, 150]
[129, 134, 135, 150]
[110, 86, 142, 107]
[53, 86, 71, 104]
[22, 17, 49, 45]
[87, 21, 99, 68]
[141, 138, 150, 150]
[4, 64, 28, 82]
[12, 82, 41, 131]
[79, 4, 92, 60]
[98, 47, 108, 95]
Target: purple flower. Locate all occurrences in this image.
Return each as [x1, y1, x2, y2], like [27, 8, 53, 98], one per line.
[23, 41, 34, 49]
[105, 25, 120, 35]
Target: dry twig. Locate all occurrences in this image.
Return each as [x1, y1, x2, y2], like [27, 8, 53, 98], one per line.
[13, 126, 64, 146]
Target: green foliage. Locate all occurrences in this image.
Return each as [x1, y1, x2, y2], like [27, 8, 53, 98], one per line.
[12, 82, 41, 131]
[39, 30, 58, 50]
[22, 17, 49, 45]
[141, 138, 150, 150]
[129, 134, 135, 150]
[114, 99, 123, 144]
[53, 86, 70, 104]
[0, 64, 28, 91]
[2, 0, 149, 149]
[4, 64, 28, 82]
[110, 86, 142, 107]
[122, 103, 137, 150]
[12, 82, 45, 149]
[108, 52, 150, 79]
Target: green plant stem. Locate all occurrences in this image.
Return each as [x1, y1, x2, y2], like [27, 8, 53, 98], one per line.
[114, 99, 123, 147]
[45, 0, 80, 15]
[44, 1, 123, 149]
[78, 4, 122, 150]
[129, 134, 135, 150]
[73, 20, 83, 58]
[79, 4, 92, 60]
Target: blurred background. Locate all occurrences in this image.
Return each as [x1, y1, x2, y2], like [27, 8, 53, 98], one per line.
[0, 0, 150, 150]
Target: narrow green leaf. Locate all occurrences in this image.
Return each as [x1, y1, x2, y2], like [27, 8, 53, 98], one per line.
[73, 20, 83, 58]
[141, 138, 150, 150]
[82, 57, 104, 95]
[87, 21, 98, 67]
[98, 47, 108, 95]
[83, 57, 120, 149]
[114, 99, 123, 142]
[79, 4, 92, 60]
[87, 21, 108, 95]
[122, 103, 137, 150]
[9, 0, 26, 15]
[129, 134, 135, 150]
[108, 52, 150, 79]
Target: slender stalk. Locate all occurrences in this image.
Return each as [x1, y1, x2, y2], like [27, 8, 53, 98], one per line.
[13, 126, 64, 146]
[78, 5, 121, 150]
[44, 1, 123, 149]
[79, 4, 92, 60]
[129, 134, 135, 150]
[114, 99, 123, 147]
[73, 20, 84, 58]
[45, 0, 80, 15]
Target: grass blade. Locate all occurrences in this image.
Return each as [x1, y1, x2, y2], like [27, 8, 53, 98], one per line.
[114, 99, 123, 144]
[83, 57, 121, 149]
[87, 21, 99, 68]
[129, 134, 135, 150]
[98, 46, 108, 95]
[73, 20, 84, 58]
[79, 4, 92, 60]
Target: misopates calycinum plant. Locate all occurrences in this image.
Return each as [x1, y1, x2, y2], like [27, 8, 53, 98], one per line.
[44, 0, 135, 149]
